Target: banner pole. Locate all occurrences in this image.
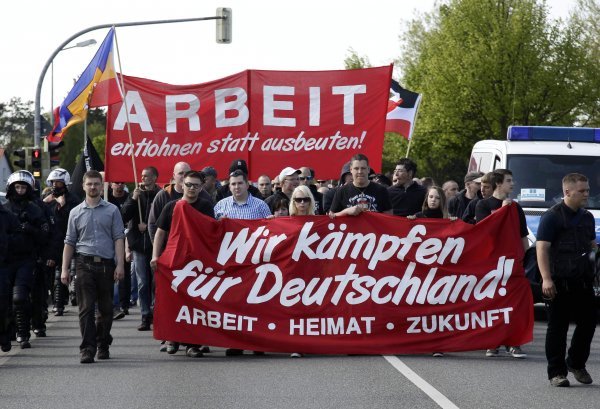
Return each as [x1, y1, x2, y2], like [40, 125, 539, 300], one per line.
[114, 27, 143, 223]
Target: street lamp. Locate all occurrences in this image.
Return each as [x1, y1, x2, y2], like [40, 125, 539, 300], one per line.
[34, 8, 232, 148]
[50, 38, 97, 125]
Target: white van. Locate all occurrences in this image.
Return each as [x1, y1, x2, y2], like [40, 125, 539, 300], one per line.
[469, 126, 600, 301]
[469, 126, 600, 243]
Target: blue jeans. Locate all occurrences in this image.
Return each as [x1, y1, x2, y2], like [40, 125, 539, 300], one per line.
[133, 251, 153, 317]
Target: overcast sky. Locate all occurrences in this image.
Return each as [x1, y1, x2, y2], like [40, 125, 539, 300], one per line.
[0, 0, 575, 112]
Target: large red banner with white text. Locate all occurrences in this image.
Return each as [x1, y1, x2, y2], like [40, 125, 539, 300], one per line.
[105, 66, 392, 183]
[153, 203, 534, 354]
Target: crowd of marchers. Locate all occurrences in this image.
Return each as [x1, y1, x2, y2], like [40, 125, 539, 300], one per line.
[0, 153, 595, 388]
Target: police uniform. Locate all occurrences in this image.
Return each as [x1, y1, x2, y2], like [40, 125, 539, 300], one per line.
[537, 201, 596, 381]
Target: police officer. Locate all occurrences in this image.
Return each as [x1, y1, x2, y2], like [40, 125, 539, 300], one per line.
[0, 205, 19, 352]
[537, 173, 597, 387]
[42, 169, 80, 321]
[3, 170, 50, 348]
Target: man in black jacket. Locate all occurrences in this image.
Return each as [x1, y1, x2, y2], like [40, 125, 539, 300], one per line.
[388, 158, 426, 217]
[448, 171, 483, 218]
[41, 168, 80, 328]
[122, 166, 161, 331]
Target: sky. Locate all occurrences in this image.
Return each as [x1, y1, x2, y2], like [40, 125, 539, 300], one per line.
[0, 0, 576, 113]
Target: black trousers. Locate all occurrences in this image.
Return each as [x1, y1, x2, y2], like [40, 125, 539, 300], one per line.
[74, 257, 115, 354]
[545, 280, 597, 379]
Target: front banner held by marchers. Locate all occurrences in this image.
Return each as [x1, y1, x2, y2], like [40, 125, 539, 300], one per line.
[154, 203, 533, 355]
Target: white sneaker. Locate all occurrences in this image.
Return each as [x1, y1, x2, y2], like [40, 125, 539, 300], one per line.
[486, 348, 499, 357]
[290, 352, 303, 358]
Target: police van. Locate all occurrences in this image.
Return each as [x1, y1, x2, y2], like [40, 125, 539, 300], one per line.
[468, 126, 600, 300]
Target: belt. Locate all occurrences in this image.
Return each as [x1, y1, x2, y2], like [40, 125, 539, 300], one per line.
[76, 254, 114, 265]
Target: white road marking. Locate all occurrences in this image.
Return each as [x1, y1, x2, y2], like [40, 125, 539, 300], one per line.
[383, 355, 460, 409]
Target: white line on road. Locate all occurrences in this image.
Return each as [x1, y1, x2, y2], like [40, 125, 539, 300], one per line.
[383, 355, 460, 409]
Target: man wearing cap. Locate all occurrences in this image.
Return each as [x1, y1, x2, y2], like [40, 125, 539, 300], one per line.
[265, 167, 301, 214]
[201, 166, 219, 204]
[448, 171, 483, 218]
[216, 159, 263, 201]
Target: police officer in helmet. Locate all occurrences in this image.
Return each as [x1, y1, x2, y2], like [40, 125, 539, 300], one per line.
[42, 168, 80, 321]
[3, 170, 50, 348]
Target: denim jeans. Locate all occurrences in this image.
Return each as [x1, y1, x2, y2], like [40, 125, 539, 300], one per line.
[133, 251, 153, 317]
[74, 257, 115, 354]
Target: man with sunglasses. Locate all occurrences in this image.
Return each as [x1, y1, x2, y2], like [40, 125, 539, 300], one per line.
[151, 170, 215, 358]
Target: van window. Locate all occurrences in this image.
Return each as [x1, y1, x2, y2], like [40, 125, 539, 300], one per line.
[468, 152, 494, 172]
[507, 154, 600, 209]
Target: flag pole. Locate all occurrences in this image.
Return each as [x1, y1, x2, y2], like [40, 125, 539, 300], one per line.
[404, 94, 422, 157]
[113, 27, 143, 223]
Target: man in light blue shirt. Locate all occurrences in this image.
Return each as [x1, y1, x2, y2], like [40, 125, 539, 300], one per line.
[214, 170, 271, 220]
[213, 169, 270, 356]
[61, 170, 125, 364]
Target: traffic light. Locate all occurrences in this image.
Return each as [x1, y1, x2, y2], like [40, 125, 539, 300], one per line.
[31, 148, 42, 178]
[48, 141, 64, 167]
[216, 8, 232, 44]
[12, 148, 28, 169]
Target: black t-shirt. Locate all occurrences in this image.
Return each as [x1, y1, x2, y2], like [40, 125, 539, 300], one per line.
[330, 182, 392, 213]
[388, 182, 427, 217]
[475, 196, 528, 238]
[157, 198, 215, 233]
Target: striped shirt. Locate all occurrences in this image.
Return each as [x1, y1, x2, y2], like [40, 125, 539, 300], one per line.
[214, 194, 271, 220]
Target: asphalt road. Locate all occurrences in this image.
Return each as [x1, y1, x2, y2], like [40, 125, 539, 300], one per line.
[1, 305, 600, 409]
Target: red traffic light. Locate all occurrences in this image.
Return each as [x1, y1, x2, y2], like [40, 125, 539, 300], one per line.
[32, 148, 41, 159]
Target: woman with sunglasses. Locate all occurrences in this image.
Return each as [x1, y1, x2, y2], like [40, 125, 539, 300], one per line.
[287, 186, 315, 357]
[289, 185, 315, 216]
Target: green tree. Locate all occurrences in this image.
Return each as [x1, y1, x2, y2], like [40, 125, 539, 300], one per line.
[58, 108, 107, 173]
[344, 49, 410, 175]
[398, 0, 600, 182]
[0, 98, 33, 152]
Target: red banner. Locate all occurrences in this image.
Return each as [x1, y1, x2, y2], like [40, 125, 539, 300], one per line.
[154, 203, 533, 355]
[105, 66, 392, 183]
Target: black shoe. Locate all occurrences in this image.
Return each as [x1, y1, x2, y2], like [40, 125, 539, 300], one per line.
[200, 346, 211, 353]
[225, 348, 243, 356]
[122, 307, 129, 315]
[33, 329, 46, 338]
[80, 350, 94, 364]
[19, 340, 31, 349]
[113, 310, 125, 320]
[54, 309, 64, 317]
[97, 349, 110, 360]
[1, 342, 11, 352]
[253, 351, 265, 356]
[137, 321, 151, 331]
